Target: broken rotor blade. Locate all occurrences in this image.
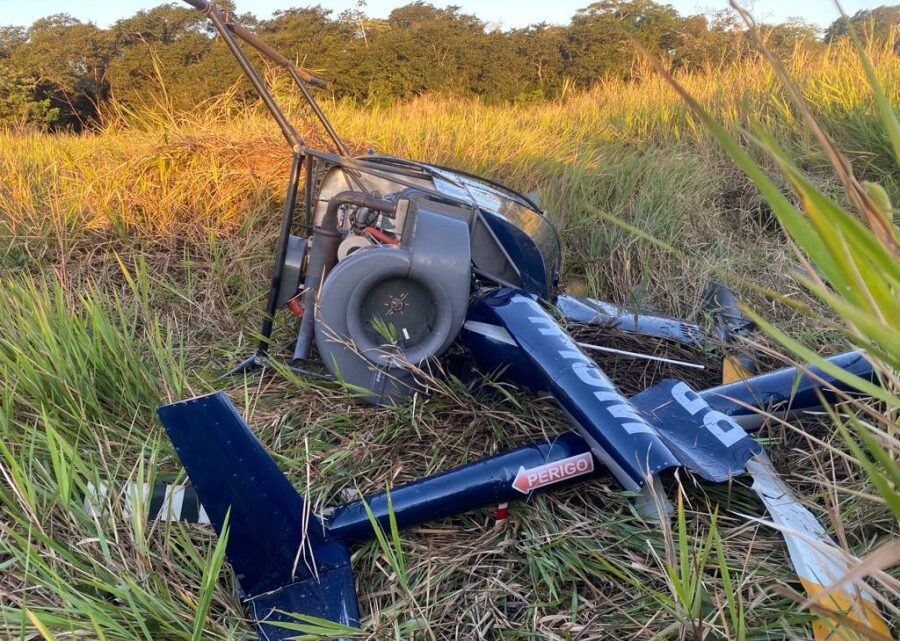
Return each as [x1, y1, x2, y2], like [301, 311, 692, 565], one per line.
[747, 455, 894, 641]
[554, 292, 704, 347]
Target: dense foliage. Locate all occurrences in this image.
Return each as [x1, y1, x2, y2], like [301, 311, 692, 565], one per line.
[0, 0, 897, 129]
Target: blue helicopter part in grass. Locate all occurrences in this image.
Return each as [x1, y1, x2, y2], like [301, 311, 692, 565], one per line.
[462, 288, 763, 490]
[158, 393, 359, 640]
[322, 347, 873, 542]
[700, 349, 875, 429]
[157, 340, 875, 638]
[466, 291, 875, 433]
[158, 394, 604, 639]
[157, 289, 876, 639]
[153, 348, 875, 544]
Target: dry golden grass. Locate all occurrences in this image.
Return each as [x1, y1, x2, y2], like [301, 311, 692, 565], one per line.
[0, 38, 897, 640]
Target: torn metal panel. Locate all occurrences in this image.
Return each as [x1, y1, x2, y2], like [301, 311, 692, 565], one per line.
[630, 379, 762, 482]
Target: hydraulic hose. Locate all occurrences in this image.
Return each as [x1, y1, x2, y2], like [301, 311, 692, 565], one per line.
[320, 191, 397, 231]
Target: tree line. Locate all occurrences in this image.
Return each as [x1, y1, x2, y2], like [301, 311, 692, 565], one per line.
[0, 1, 897, 129]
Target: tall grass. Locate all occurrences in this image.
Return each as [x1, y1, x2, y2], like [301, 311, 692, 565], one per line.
[0, 34, 897, 641]
[642, 7, 899, 637]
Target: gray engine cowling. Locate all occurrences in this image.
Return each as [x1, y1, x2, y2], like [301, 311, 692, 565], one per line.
[314, 205, 471, 404]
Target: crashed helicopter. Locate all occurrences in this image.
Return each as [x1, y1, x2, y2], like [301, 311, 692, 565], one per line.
[91, 2, 895, 639]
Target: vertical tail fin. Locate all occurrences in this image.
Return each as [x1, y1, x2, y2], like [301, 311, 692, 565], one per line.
[158, 392, 359, 637]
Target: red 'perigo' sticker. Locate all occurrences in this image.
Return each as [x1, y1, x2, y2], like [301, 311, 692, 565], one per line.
[512, 452, 594, 494]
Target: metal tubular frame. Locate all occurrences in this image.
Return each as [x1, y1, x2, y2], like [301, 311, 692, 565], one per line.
[182, 0, 345, 154]
[183, 0, 547, 371]
[200, 3, 301, 148]
[180, 0, 354, 367]
[258, 152, 304, 354]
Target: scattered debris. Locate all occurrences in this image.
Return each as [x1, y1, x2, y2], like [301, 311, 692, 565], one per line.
[109, 3, 892, 639]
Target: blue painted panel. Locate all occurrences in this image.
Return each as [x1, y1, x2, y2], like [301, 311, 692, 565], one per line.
[326, 432, 597, 542]
[157, 392, 360, 633]
[631, 379, 763, 482]
[480, 211, 551, 298]
[701, 350, 874, 430]
[468, 288, 680, 490]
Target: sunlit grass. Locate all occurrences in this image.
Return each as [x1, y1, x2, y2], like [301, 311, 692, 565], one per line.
[0, 35, 897, 640]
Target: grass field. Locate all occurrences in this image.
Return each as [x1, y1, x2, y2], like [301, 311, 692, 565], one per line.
[0, 39, 898, 640]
